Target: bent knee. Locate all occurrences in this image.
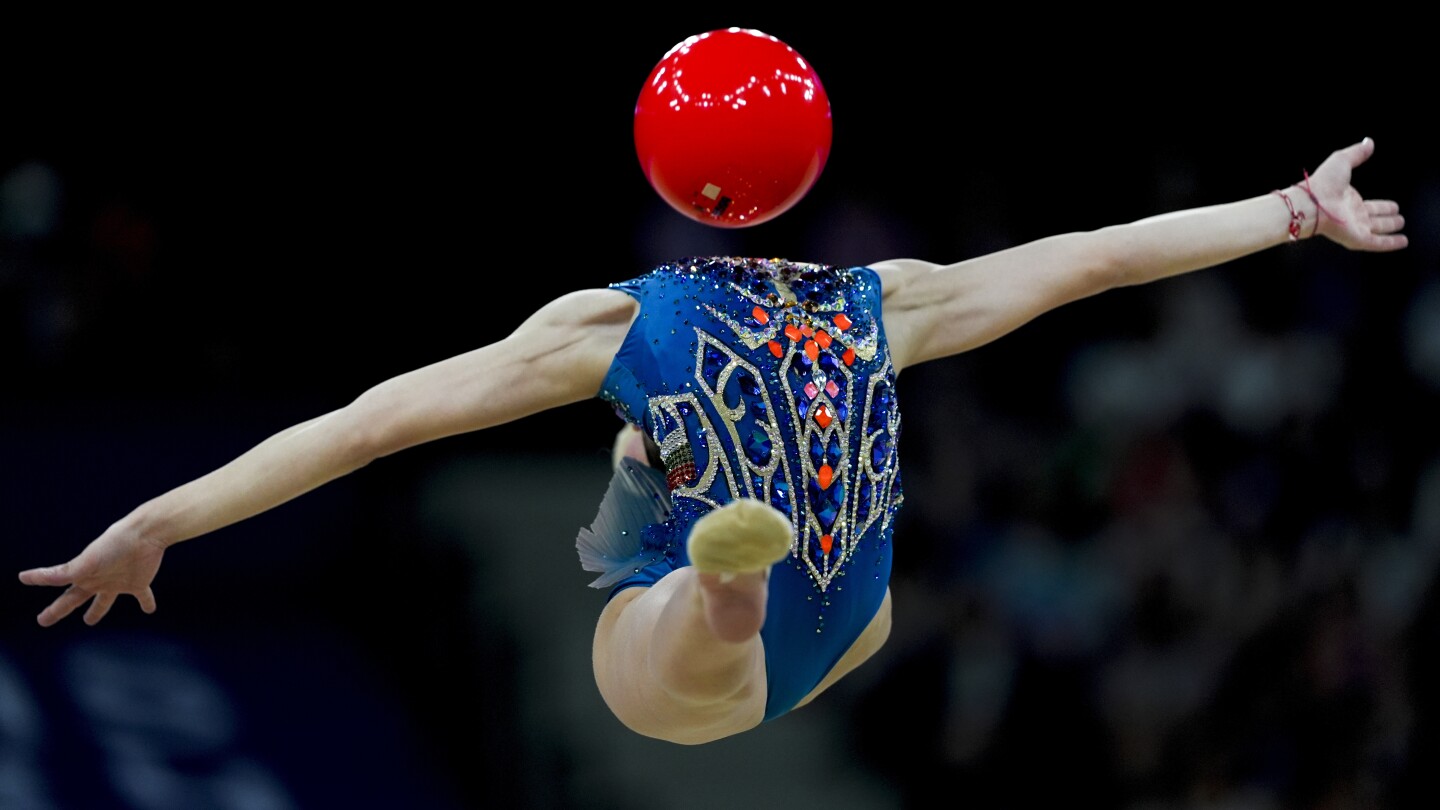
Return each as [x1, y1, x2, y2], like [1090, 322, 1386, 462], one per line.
[593, 657, 767, 745]
[592, 586, 767, 744]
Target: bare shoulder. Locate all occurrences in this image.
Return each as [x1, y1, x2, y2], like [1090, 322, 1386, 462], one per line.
[532, 287, 640, 329]
[867, 258, 938, 290]
[528, 287, 640, 374]
[866, 259, 944, 310]
[863, 259, 944, 372]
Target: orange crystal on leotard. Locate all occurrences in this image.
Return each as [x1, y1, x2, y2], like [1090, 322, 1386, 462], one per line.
[814, 404, 833, 429]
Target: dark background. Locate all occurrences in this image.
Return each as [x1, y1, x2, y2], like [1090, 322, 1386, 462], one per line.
[3, 12, 1436, 810]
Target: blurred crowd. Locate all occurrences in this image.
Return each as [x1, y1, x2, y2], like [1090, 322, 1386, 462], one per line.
[834, 170, 1440, 807]
[4, 103, 1437, 808]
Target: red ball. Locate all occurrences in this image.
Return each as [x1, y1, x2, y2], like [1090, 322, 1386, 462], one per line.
[634, 28, 832, 228]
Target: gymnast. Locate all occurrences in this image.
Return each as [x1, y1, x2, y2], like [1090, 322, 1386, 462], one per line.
[18, 137, 1407, 745]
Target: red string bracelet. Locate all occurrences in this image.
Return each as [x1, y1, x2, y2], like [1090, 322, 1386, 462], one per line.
[1271, 188, 1305, 242]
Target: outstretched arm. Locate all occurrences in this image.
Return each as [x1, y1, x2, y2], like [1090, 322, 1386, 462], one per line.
[18, 287, 639, 626]
[877, 137, 1407, 371]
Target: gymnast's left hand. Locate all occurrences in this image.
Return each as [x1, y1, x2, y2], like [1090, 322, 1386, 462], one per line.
[18, 524, 164, 627]
[1304, 137, 1408, 252]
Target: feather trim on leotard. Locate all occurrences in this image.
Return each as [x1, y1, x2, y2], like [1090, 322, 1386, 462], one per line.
[576, 458, 673, 589]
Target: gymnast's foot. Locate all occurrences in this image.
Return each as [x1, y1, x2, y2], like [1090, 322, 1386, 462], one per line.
[687, 499, 793, 643]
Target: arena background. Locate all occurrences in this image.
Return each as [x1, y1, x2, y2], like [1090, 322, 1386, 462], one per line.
[3, 12, 1436, 809]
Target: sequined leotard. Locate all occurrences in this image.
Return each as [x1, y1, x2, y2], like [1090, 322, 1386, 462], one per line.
[578, 257, 903, 721]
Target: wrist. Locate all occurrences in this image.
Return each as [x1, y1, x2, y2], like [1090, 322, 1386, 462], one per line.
[1271, 188, 1308, 241]
[1288, 184, 1322, 239]
[124, 501, 179, 550]
[1296, 171, 1334, 239]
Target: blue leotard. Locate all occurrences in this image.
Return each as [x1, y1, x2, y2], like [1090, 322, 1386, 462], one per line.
[578, 257, 904, 721]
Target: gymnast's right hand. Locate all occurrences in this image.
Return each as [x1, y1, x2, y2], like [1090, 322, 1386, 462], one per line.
[18, 524, 164, 627]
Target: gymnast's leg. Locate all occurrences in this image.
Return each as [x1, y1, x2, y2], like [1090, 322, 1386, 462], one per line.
[593, 427, 791, 744]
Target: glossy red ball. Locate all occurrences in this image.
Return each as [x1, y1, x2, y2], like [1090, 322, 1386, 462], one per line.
[634, 28, 832, 228]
